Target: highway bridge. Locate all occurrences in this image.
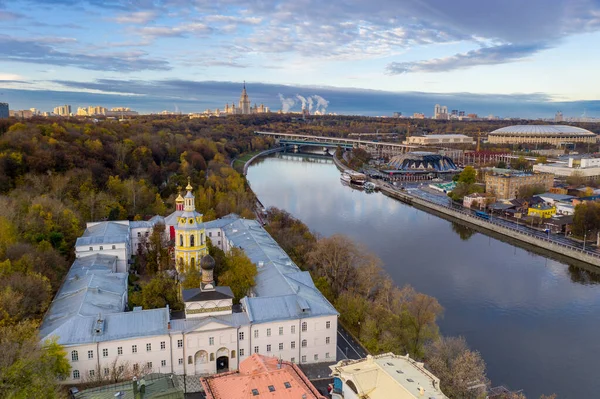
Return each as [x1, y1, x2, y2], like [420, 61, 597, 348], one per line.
[255, 131, 420, 157]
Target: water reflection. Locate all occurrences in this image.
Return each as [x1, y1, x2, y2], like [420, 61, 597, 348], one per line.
[246, 152, 600, 399]
[568, 264, 600, 285]
[450, 222, 477, 241]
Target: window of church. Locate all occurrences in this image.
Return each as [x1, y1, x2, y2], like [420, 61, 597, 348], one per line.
[73, 370, 80, 379]
[190, 235, 195, 247]
[71, 350, 78, 361]
[180, 235, 183, 247]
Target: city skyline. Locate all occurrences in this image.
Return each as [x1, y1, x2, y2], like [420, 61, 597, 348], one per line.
[1, 1, 600, 117]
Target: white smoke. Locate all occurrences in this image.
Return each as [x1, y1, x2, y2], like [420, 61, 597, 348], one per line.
[278, 94, 296, 113]
[277, 93, 330, 114]
[296, 94, 307, 110]
[311, 95, 329, 114]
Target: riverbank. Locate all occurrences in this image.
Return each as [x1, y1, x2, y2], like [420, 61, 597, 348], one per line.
[241, 146, 285, 175]
[334, 150, 600, 267]
[377, 182, 600, 267]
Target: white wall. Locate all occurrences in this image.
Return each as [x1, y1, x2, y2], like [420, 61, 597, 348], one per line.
[75, 244, 129, 272]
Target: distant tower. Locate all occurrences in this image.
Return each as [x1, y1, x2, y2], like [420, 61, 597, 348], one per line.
[555, 111, 563, 122]
[239, 81, 251, 114]
[174, 178, 208, 273]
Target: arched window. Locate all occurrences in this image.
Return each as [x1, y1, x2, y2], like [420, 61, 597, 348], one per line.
[179, 257, 183, 266]
[210, 353, 215, 361]
[190, 234, 195, 247]
[201, 233, 204, 245]
[180, 234, 183, 247]
[71, 350, 79, 361]
[347, 380, 359, 394]
[188, 355, 193, 364]
[191, 258, 195, 269]
[301, 339, 307, 348]
[231, 350, 236, 359]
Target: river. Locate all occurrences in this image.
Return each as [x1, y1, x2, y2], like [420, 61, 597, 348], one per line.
[246, 151, 600, 399]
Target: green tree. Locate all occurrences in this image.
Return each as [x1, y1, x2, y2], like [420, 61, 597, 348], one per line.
[572, 201, 600, 238]
[0, 321, 70, 399]
[130, 275, 183, 311]
[458, 166, 477, 184]
[219, 248, 257, 303]
[511, 156, 530, 171]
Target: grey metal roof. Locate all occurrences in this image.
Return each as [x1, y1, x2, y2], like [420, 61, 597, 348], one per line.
[182, 286, 234, 302]
[218, 217, 338, 323]
[75, 221, 130, 247]
[130, 215, 165, 229]
[490, 125, 596, 136]
[48, 308, 170, 345]
[40, 255, 128, 344]
[535, 193, 576, 201]
[170, 312, 250, 333]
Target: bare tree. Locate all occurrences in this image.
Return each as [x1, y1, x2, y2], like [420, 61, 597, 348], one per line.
[425, 336, 488, 399]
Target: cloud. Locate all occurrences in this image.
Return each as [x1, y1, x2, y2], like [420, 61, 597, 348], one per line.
[6, 79, 599, 119]
[135, 22, 213, 39]
[112, 11, 157, 24]
[0, 35, 171, 72]
[0, 10, 22, 20]
[386, 43, 550, 74]
[4, 0, 600, 72]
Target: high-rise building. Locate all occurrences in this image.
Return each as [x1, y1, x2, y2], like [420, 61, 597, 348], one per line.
[434, 104, 448, 120]
[53, 104, 72, 116]
[555, 111, 564, 122]
[0, 102, 9, 118]
[222, 83, 269, 115]
[238, 82, 251, 114]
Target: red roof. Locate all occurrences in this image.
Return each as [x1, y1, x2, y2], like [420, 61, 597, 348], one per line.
[201, 354, 326, 399]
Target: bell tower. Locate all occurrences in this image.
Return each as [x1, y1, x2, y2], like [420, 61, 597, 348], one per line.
[174, 178, 208, 273]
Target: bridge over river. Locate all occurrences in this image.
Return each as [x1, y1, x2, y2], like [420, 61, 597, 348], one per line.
[255, 131, 420, 157]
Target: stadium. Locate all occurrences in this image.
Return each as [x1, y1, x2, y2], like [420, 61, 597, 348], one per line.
[387, 152, 459, 174]
[488, 125, 597, 146]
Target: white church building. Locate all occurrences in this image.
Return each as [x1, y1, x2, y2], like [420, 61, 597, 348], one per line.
[40, 183, 338, 384]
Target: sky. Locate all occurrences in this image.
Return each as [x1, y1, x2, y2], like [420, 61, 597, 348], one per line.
[1, 0, 600, 117]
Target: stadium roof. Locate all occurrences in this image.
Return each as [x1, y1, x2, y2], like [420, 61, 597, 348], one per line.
[489, 125, 596, 136]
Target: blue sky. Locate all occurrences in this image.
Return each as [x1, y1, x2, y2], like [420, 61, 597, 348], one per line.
[1, 0, 600, 117]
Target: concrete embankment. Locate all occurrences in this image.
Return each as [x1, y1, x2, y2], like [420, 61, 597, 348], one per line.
[242, 147, 285, 175]
[377, 183, 600, 267]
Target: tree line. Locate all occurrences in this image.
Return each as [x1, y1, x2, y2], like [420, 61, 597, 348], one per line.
[264, 207, 555, 399]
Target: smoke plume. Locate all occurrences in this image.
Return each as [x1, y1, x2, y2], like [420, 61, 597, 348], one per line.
[296, 95, 307, 110]
[278, 94, 296, 113]
[277, 93, 330, 114]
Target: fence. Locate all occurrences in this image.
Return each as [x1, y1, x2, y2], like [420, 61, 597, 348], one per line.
[379, 183, 600, 267]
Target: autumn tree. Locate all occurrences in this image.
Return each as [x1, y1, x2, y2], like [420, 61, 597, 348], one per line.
[0, 321, 70, 399]
[307, 234, 381, 297]
[425, 336, 488, 399]
[136, 224, 171, 275]
[218, 248, 257, 304]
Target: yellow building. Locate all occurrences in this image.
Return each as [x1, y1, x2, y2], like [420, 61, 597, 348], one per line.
[528, 204, 556, 218]
[484, 169, 554, 200]
[175, 179, 208, 272]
